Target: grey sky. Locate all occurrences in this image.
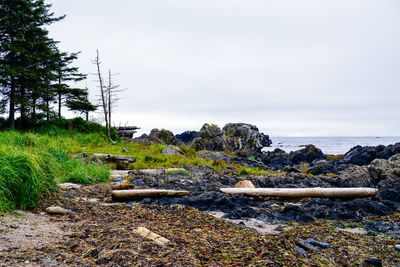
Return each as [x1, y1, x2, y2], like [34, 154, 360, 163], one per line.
[47, 0, 400, 136]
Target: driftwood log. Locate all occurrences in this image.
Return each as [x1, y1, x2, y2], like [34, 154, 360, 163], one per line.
[133, 227, 170, 246]
[219, 187, 378, 199]
[112, 189, 190, 201]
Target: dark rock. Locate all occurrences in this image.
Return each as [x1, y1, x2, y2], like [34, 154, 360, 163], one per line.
[289, 145, 326, 164]
[305, 238, 332, 248]
[294, 238, 318, 251]
[192, 124, 224, 151]
[362, 259, 382, 267]
[297, 214, 314, 223]
[333, 165, 373, 187]
[222, 123, 271, 152]
[342, 143, 400, 166]
[307, 160, 334, 175]
[176, 131, 198, 144]
[283, 166, 300, 173]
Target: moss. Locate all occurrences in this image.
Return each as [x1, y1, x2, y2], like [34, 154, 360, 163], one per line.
[326, 154, 344, 161]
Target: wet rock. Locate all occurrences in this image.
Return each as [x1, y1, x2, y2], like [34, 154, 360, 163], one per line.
[176, 130, 198, 144]
[305, 238, 332, 248]
[197, 151, 233, 163]
[289, 145, 326, 165]
[395, 244, 400, 251]
[222, 123, 271, 152]
[162, 145, 185, 156]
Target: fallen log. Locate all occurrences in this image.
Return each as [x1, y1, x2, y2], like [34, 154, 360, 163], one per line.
[219, 187, 378, 199]
[112, 189, 190, 201]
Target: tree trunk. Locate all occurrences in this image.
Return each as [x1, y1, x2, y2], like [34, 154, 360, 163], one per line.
[8, 77, 15, 129]
[58, 76, 62, 119]
[219, 187, 379, 199]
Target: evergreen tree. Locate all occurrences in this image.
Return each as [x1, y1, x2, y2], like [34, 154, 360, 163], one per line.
[0, 0, 94, 128]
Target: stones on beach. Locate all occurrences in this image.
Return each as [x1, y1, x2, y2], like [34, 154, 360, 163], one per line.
[46, 206, 72, 215]
[57, 183, 81, 189]
[395, 244, 400, 251]
[294, 238, 318, 251]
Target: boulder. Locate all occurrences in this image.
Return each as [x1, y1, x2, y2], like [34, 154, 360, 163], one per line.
[369, 154, 400, 184]
[333, 165, 373, 187]
[196, 151, 233, 163]
[262, 148, 291, 169]
[234, 180, 255, 188]
[92, 153, 136, 170]
[289, 145, 326, 164]
[161, 145, 185, 156]
[176, 131, 198, 144]
[192, 124, 224, 151]
[222, 123, 271, 152]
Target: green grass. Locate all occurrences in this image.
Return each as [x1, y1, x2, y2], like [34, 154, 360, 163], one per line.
[0, 129, 110, 214]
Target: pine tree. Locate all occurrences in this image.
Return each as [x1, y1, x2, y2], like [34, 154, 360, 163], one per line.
[0, 0, 63, 128]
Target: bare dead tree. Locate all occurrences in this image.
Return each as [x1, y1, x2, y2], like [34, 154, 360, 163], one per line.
[92, 50, 115, 143]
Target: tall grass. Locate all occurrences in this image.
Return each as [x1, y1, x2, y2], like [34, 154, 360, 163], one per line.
[0, 130, 110, 214]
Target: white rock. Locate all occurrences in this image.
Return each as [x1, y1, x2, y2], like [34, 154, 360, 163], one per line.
[395, 244, 400, 251]
[57, 183, 81, 189]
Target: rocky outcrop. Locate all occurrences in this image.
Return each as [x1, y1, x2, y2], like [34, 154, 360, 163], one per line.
[191, 123, 271, 153]
[132, 129, 178, 145]
[222, 123, 271, 152]
[332, 165, 374, 187]
[191, 124, 224, 151]
[176, 131, 198, 145]
[342, 143, 400, 166]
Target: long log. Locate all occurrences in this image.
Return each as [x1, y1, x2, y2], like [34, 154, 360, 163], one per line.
[112, 189, 190, 201]
[219, 187, 378, 199]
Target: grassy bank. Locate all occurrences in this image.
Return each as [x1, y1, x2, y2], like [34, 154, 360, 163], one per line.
[0, 118, 281, 213]
[0, 122, 111, 213]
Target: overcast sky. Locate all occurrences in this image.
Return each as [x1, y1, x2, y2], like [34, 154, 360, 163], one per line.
[47, 0, 400, 137]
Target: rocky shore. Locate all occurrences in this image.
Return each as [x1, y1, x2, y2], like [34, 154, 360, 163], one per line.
[120, 123, 400, 238]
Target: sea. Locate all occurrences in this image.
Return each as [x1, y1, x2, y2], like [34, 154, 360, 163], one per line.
[263, 137, 400, 155]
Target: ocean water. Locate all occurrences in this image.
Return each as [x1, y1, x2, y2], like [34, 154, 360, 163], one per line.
[263, 137, 400, 155]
